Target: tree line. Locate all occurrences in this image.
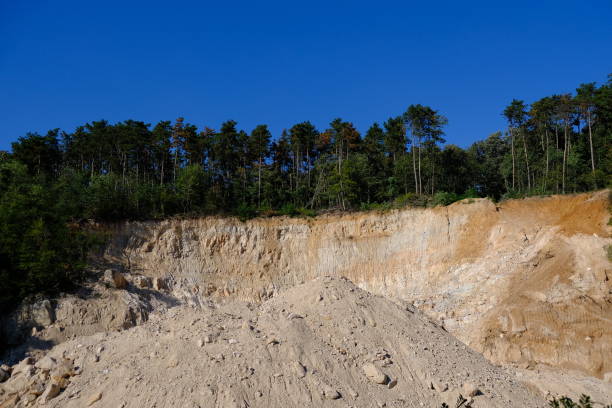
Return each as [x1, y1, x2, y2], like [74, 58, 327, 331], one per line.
[0, 74, 610, 311]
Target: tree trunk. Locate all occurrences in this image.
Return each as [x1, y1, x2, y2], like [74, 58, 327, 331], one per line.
[306, 148, 311, 188]
[173, 149, 177, 184]
[258, 155, 262, 208]
[160, 155, 165, 186]
[510, 129, 516, 191]
[412, 127, 418, 194]
[562, 123, 568, 194]
[587, 112, 595, 174]
[417, 138, 422, 195]
[544, 129, 549, 192]
[521, 128, 531, 191]
[431, 156, 435, 195]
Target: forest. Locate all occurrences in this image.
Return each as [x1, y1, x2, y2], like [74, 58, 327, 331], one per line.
[0, 75, 610, 309]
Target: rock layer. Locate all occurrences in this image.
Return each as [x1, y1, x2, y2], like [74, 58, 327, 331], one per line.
[103, 191, 612, 378]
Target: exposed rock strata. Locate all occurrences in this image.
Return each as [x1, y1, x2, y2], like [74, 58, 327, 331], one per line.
[102, 191, 611, 378]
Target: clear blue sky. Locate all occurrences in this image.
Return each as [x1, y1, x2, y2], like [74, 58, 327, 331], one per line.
[1, 0, 611, 151]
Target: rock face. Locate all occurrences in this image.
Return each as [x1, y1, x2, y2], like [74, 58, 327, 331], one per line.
[8, 278, 545, 408]
[0, 299, 56, 345]
[0, 277, 172, 363]
[101, 191, 612, 378]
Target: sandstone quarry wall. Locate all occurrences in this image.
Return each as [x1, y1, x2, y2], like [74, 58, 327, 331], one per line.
[103, 191, 612, 378]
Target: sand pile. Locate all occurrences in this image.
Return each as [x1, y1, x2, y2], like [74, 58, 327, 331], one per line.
[1, 277, 546, 407]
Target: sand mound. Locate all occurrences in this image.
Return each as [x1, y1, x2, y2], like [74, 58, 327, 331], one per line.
[2, 278, 546, 407]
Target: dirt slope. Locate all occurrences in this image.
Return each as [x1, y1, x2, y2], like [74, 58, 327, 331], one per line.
[103, 191, 612, 378]
[1, 278, 547, 408]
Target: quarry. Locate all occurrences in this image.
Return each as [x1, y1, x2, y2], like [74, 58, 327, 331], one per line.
[1, 191, 611, 407]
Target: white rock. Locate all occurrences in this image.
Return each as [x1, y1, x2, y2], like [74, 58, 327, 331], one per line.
[362, 363, 388, 384]
[35, 356, 57, 372]
[40, 383, 61, 404]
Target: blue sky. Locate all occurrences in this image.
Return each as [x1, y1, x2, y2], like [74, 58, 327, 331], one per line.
[1, 0, 611, 151]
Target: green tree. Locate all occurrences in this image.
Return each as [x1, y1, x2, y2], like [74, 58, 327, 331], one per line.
[0, 160, 90, 312]
[503, 99, 530, 192]
[249, 125, 272, 207]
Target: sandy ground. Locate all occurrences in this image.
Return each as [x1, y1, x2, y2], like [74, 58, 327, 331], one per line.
[1, 278, 547, 407]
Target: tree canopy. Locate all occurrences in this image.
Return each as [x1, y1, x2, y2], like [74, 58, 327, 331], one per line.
[0, 73, 610, 311]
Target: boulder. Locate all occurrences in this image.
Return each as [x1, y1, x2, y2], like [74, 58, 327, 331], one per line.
[1, 374, 29, 394]
[35, 356, 57, 372]
[30, 300, 55, 327]
[153, 277, 167, 291]
[0, 369, 9, 383]
[11, 357, 35, 377]
[292, 362, 306, 378]
[322, 386, 341, 400]
[133, 275, 152, 289]
[362, 363, 388, 384]
[462, 382, 481, 397]
[430, 378, 448, 392]
[50, 358, 74, 379]
[104, 270, 128, 289]
[87, 391, 102, 406]
[39, 383, 61, 404]
[0, 393, 20, 408]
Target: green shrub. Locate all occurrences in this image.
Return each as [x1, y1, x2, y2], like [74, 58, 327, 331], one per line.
[235, 203, 257, 221]
[432, 191, 461, 206]
[359, 202, 392, 212]
[278, 203, 316, 217]
[393, 193, 428, 208]
[549, 394, 611, 408]
[297, 207, 317, 217]
[279, 203, 298, 216]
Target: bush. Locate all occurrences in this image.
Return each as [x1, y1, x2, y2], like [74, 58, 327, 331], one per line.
[278, 203, 316, 217]
[501, 190, 526, 201]
[359, 202, 392, 212]
[235, 203, 257, 221]
[432, 191, 461, 206]
[279, 203, 299, 216]
[393, 193, 429, 208]
[548, 394, 611, 408]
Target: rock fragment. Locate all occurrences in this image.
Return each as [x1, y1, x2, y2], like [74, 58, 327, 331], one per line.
[362, 363, 388, 384]
[104, 269, 127, 289]
[11, 357, 35, 377]
[87, 391, 102, 406]
[322, 386, 341, 400]
[0, 368, 9, 383]
[462, 382, 481, 397]
[39, 383, 61, 404]
[431, 379, 448, 392]
[35, 356, 57, 372]
[133, 275, 152, 288]
[292, 362, 306, 378]
[153, 277, 167, 291]
[0, 393, 20, 407]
